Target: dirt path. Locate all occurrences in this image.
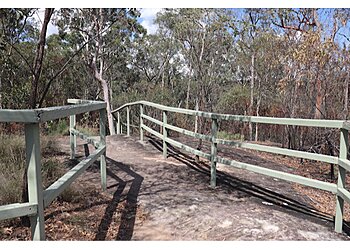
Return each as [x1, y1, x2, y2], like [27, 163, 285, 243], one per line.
[102, 135, 348, 240]
[1, 134, 349, 240]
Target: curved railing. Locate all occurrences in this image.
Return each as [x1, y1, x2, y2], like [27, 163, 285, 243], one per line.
[112, 100, 350, 234]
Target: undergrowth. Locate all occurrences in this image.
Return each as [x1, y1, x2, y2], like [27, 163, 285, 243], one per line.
[0, 134, 81, 207]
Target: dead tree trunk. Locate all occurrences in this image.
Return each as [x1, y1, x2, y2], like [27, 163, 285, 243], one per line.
[91, 62, 115, 135]
[344, 71, 349, 120]
[255, 78, 261, 141]
[249, 53, 255, 141]
[314, 77, 323, 120]
[29, 8, 54, 108]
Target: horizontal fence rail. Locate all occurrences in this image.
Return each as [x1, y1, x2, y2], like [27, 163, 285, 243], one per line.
[0, 99, 107, 240]
[112, 100, 350, 235]
[112, 100, 350, 129]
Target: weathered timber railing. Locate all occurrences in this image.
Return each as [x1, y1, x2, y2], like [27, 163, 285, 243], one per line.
[112, 100, 350, 234]
[0, 99, 107, 240]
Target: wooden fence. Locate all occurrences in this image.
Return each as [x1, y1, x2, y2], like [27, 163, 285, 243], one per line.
[0, 99, 107, 240]
[112, 100, 350, 234]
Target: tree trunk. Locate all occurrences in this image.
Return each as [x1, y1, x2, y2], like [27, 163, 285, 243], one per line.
[249, 52, 255, 141]
[194, 98, 199, 134]
[90, 8, 115, 135]
[0, 76, 2, 109]
[21, 8, 54, 226]
[93, 67, 115, 135]
[195, 90, 205, 163]
[344, 71, 349, 120]
[255, 89, 261, 141]
[29, 8, 54, 108]
[186, 67, 192, 110]
[314, 77, 323, 119]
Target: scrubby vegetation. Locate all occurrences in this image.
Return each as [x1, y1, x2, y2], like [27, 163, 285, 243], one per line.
[0, 134, 76, 207]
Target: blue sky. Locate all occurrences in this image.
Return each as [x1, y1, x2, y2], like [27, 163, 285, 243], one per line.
[33, 8, 350, 48]
[33, 8, 162, 37]
[138, 8, 162, 35]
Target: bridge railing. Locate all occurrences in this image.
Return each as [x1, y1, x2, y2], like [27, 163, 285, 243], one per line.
[0, 99, 107, 240]
[112, 100, 350, 234]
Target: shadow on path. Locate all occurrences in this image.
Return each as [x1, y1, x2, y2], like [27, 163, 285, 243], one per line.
[147, 136, 350, 236]
[44, 157, 144, 240]
[94, 157, 144, 240]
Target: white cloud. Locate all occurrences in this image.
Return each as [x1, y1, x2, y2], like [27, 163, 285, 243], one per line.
[32, 9, 59, 37]
[139, 8, 162, 35]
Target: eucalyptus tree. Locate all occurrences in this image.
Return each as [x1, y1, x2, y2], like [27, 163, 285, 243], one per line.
[156, 8, 237, 111]
[155, 8, 236, 156]
[29, 8, 54, 108]
[0, 8, 37, 109]
[56, 8, 144, 135]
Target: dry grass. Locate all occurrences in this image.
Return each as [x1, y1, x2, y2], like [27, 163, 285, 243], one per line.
[0, 134, 81, 206]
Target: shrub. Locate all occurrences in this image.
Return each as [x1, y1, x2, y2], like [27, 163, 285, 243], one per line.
[0, 134, 75, 206]
[46, 119, 69, 136]
[217, 131, 244, 141]
[0, 135, 26, 206]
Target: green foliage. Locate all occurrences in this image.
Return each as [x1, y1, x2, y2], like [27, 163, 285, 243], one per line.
[216, 85, 250, 115]
[59, 186, 84, 203]
[47, 119, 69, 136]
[217, 131, 244, 141]
[76, 125, 98, 136]
[0, 134, 70, 206]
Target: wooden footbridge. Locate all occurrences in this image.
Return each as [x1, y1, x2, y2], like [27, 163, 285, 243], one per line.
[0, 99, 350, 240]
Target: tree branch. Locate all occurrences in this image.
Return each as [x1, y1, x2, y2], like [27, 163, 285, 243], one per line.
[38, 12, 121, 107]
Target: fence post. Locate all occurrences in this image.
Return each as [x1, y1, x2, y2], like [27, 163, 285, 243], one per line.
[99, 108, 107, 191]
[70, 114, 76, 159]
[140, 104, 144, 142]
[163, 110, 168, 159]
[25, 123, 45, 240]
[127, 106, 130, 136]
[210, 118, 218, 188]
[117, 111, 120, 135]
[335, 128, 348, 232]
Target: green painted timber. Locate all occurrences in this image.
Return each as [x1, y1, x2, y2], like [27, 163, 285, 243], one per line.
[338, 188, 350, 205]
[210, 119, 218, 187]
[338, 158, 350, 172]
[25, 123, 45, 240]
[164, 136, 211, 160]
[141, 114, 163, 126]
[117, 111, 121, 134]
[165, 123, 212, 141]
[140, 105, 144, 142]
[70, 128, 100, 148]
[126, 106, 130, 136]
[37, 102, 106, 122]
[142, 113, 211, 141]
[67, 98, 98, 104]
[0, 99, 107, 241]
[335, 128, 348, 232]
[0, 109, 39, 123]
[70, 114, 76, 159]
[141, 124, 163, 139]
[216, 156, 337, 193]
[215, 139, 338, 164]
[111, 101, 348, 129]
[141, 124, 211, 160]
[163, 111, 168, 158]
[0, 203, 37, 221]
[0, 101, 106, 123]
[43, 146, 106, 207]
[99, 109, 107, 191]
